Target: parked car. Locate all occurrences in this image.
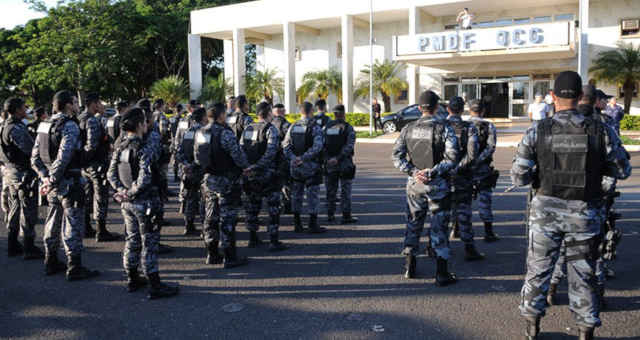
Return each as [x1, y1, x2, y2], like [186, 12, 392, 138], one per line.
[381, 104, 448, 133]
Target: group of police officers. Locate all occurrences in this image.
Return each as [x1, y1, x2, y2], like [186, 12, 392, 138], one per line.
[1, 70, 633, 339]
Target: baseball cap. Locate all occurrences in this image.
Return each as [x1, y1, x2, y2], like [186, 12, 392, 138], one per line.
[468, 99, 483, 112]
[448, 96, 465, 113]
[581, 85, 597, 104]
[333, 104, 345, 114]
[419, 90, 440, 109]
[595, 89, 613, 100]
[553, 71, 583, 99]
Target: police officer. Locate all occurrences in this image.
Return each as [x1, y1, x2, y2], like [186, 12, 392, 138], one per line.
[227, 95, 253, 141]
[78, 93, 119, 242]
[468, 99, 500, 242]
[32, 90, 100, 280]
[106, 101, 128, 148]
[196, 103, 251, 267]
[313, 99, 331, 128]
[324, 104, 358, 224]
[174, 107, 207, 236]
[392, 90, 458, 285]
[1, 98, 44, 259]
[283, 101, 326, 234]
[152, 98, 172, 198]
[107, 107, 179, 299]
[512, 71, 631, 340]
[226, 96, 236, 115]
[169, 104, 185, 182]
[240, 102, 288, 251]
[447, 96, 484, 261]
[27, 107, 48, 139]
[271, 103, 292, 214]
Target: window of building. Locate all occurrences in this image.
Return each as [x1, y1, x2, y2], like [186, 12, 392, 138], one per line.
[514, 18, 531, 24]
[475, 21, 494, 28]
[621, 19, 640, 37]
[494, 19, 513, 27]
[533, 16, 552, 23]
[554, 14, 574, 21]
[444, 84, 459, 101]
[619, 82, 639, 98]
[395, 90, 408, 104]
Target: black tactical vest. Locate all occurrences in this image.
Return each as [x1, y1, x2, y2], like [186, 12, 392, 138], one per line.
[406, 120, 444, 170]
[325, 120, 349, 157]
[449, 119, 470, 163]
[474, 120, 490, 155]
[290, 121, 313, 157]
[37, 116, 84, 171]
[271, 116, 290, 141]
[536, 112, 605, 201]
[117, 137, 143, 189]
[106, 115, 121, 142]
[241, 122, 270, 165]
[78, 113, 109, 163]
[0, 119, 30, 169]
[226, 112, 250, 141]
[180, 127, 196, 163]
[195, 123, 237, 175]
[313, 114, 330, 128]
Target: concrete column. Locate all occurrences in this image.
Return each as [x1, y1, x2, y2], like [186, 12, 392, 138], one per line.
[341, 15, 354, 112]
[408, 6, 421, 105]
[232, 28, 246, 95]
[578, 0, 589, 83]
[223, 39, 234, 88]
[187, 34, 202, 100]
[283, 22, 297, 114]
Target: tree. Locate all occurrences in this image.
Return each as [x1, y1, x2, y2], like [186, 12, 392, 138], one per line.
[246, 68, 284, 104]
[590, 42, 640, 115]
[354, 60, 407, 113]
[296, 68, 342, 104]
[199, 72, 232, 105]
[150, 75, 189, 108]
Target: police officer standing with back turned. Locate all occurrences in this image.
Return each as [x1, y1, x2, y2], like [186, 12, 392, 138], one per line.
[271, 103, 292, 214]
[1, 97, 44, 260]
[468, 99, 500, 242]
[446, 96, 484, 261]
[196, 103, 252, 268]
[32, 90, 100, 280]
[78, 93, 119, 242]
[240, 102, 288, 251]
[226, 95, 253, 141]
[174, 107, 207, 236]
[107, 107, 179, 299]
[313, 99, 331, 129]
[27, 107, 48, 139]
[107, 101, 128, 150]
[512, 71, 631, 340]
[283, 101, 327, 234]
[392, 90, 458, 285]
[324, 104, 358, 224]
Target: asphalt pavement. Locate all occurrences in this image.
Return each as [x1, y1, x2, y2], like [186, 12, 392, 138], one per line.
[1, 145, 639, 340]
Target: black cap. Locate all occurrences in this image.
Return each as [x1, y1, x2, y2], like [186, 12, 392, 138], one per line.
[582, 85, 597, 104]
[419, 90, 440, 109]
[553, 71, 583, 99]
[121, 107, 144, 124]
[333, 104, 345, 114]
[468, 99, 483, 112]
[595, 89, 613, 100]
[448, 96, 465, 113]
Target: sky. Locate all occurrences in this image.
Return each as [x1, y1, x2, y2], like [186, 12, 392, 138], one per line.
[0, 0, 58, 30]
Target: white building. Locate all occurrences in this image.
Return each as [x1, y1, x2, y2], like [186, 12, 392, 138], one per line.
[189, 0, 640, 118]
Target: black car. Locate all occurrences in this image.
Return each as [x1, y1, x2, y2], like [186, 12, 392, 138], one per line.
[381, 104, 448, 133]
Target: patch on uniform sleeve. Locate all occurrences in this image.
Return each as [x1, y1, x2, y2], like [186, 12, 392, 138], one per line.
[37, 122, 52, 134]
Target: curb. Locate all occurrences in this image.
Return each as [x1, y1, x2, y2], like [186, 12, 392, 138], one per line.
[356, 138, 640, 151]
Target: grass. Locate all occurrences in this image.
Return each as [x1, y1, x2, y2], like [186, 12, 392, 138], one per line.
[356, 131, 385, 138]
[620, 135, 640, 145]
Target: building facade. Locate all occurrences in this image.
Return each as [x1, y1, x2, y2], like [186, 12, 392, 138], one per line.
[189, 0, 640, 118]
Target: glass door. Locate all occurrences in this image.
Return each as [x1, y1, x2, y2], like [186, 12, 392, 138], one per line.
[510, 76, 530, 118]
[461, 81, 479, 113]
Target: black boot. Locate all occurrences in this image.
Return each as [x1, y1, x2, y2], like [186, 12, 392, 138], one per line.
[147, 272, 179, 300]
[435, 257, 457, 287]
[44, 255, 67, 276]
[483, 222, 500, 242]
[84, 214, 96, 238]
[294, 213, 304, 233]
[341, 212, 359, 224]
[126, 269, 148, 292]
[95, 220, 120, 242]
[578, 327, 594, 340]
[404, 255, 416, 279]
[283, 201, 292, 215]
[248, 230, 264, 248]
[524, 317, 540, 340]
[268, 233, 288, 252]
[327, 210, 336, 224]
[205, 241, 223, 265]
[183, 219, 198, 236]
[7, 230, 23, 257]
[547, 283, 558, 306]
[464, 243, 485, 261]
[66, 255, 100, 281]
[425, 242, 436, 258]
[307, 214, 326, 234]
[223, 246, 249, 269]
[23, 236, 44, 260]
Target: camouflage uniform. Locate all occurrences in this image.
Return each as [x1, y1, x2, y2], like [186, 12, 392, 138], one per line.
[108, 135, 159, 276]
[78, 111, 110, 228]
[153, 111, 172, 202]
[143, 124, 166, 229]
[392, 116, 459, 259]
[271, 115, 292, 212]
[174, 121, 203, 226]
[512, 110, 631, 329]
[469, 116, 498, 223]
[282, 117, 324, 216]
[324, 119, 357, 218]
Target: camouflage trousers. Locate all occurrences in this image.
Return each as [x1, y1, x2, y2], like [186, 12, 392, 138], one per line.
[291, 180, 320, 215]
[451, 190, 475, 244]
[121, 200, 159, 275]
[179, 179, 202, 223]
[202, 175, 239, 250]
[325, 172, 353, 215]
[82, 165, 109, 223]
[43, 179, 86, 258]
[1, 175, 9, 221]
[243, 186, 281, 236]
[402, 177, 451, 259]
[520, 195, 603, 328]
[280, 178, 292, 212]
[475, 187, 494, 223]
[6, 174, 38, 239]
[551, 241, 607, 287]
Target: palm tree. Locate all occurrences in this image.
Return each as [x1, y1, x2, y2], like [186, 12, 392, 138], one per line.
[199, 73, 232, 105]
[150, 75, 189, 108]
[354, 60, 408, 113]
[246, 68, 284, 104]
[589, 42, 640, 115]
[297, 68, 342, 104]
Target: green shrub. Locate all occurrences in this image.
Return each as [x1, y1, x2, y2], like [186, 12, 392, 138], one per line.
[620, 115, 640, 130]
[283, 112, 373, 126]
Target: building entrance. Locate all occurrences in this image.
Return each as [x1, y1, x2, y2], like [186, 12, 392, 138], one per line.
[481, 82, 509, 118]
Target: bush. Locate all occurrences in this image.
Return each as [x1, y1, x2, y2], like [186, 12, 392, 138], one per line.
[620, 115, 640, 130]
[282, 112, 373, 126]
